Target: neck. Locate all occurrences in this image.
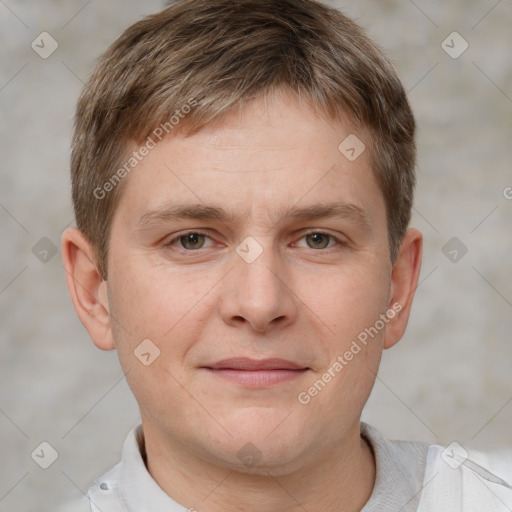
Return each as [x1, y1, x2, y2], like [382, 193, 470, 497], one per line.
[142, 421, 376, 512]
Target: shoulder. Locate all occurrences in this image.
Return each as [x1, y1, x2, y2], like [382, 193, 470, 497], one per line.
[57, 462, 124, 512]
[417, 443, 512, 511]
[361, 423, 512, 511]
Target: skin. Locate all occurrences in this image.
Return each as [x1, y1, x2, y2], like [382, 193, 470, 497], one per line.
[62, 90, 422, 512]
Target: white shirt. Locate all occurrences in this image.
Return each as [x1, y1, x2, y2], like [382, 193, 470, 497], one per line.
[59, 422, 512, 511]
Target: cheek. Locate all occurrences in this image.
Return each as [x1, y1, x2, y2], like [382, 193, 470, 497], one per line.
[107, 259, 220, 373]
[109, 258, 194, 332]
[297, 269, 386, 420]
[106, 263, 199, 421]
[294, 262, 389, 403]
[299, 262, 390, 344]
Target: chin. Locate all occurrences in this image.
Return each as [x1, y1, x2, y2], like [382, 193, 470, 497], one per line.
[222, 405, 302, 439]
[206, 438, 308, 477]
[199, 407, 311, 474]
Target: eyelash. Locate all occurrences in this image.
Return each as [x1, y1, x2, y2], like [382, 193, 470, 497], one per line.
[165, 229, 347, 254]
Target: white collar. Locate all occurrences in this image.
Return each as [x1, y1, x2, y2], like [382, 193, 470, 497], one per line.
[86, 422, 430, 511]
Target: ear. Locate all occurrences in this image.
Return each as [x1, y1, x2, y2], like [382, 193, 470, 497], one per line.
[61, 227, 115, 351]
[383, 228, 423, 350]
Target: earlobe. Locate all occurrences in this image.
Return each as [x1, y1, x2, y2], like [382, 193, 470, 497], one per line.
[61, 227, 115, 351]
[383, 228, 423, 350]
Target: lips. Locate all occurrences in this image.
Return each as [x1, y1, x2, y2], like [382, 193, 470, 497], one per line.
[203, 357, 308, 371]
[201, 358, 309, 387]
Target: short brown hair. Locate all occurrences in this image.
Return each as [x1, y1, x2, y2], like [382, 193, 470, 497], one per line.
[71, 0, 416, 278]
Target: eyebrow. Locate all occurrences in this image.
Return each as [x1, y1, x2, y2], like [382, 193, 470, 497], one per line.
[136, 201, 372, 230]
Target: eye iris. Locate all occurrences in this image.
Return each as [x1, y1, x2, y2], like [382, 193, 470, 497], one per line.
[178, 233, 331, 250]
[307, 233, 329, 249]
[181, 233, 205, 250]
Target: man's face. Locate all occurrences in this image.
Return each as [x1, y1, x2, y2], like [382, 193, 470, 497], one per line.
[105, 92, 395, 472]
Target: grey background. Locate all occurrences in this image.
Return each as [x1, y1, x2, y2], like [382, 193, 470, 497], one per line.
[1, 0, 511, 510]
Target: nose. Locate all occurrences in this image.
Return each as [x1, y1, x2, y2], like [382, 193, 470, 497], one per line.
[219, 238, 298, 334]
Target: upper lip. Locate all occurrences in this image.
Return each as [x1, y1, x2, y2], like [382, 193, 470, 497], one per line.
[203, 358, 308, 371]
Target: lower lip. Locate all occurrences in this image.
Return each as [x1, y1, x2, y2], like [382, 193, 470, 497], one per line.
[204, 368, 308, 387]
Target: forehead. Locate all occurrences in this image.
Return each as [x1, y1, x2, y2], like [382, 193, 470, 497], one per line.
[112, 92, 385, 230]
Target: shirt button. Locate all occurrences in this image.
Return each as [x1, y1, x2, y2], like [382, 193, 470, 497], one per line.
[99, 482, 109, 491]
